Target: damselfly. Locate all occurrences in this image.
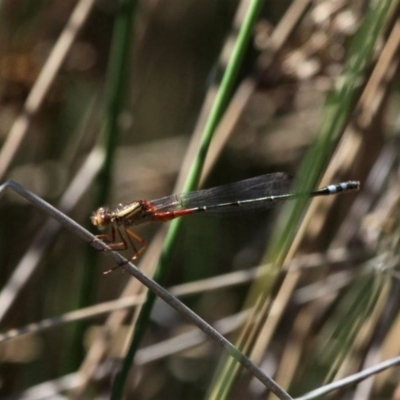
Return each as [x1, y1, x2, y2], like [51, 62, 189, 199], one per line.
[91, 173, 359, 267]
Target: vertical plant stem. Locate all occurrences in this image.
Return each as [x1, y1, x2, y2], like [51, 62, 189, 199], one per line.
[75, 0, 139, 386]
[116, 0, 265, 398]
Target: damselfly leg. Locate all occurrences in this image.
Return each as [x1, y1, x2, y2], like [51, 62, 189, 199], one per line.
[95, 223, 147, 272]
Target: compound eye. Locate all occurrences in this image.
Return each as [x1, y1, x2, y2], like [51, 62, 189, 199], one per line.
[91, 207, 111, 227]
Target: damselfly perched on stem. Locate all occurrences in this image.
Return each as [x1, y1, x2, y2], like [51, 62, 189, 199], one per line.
[91, 172, 359, 270]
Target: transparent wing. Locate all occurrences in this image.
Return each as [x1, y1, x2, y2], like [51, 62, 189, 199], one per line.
[149, 173, 294, 214]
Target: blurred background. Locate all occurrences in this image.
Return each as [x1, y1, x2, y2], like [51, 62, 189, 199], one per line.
[1, 0, 400, 399]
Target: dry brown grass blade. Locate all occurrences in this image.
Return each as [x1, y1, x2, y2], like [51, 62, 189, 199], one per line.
[0, 0, 96, 180]
[254, 7, 400, 396]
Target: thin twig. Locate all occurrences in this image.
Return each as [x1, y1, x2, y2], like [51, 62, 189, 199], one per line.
[0, 180, 292, 400]
[296, 354, 400, 400]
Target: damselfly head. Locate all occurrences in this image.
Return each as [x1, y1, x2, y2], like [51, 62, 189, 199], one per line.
[91, 207, 112, 228]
